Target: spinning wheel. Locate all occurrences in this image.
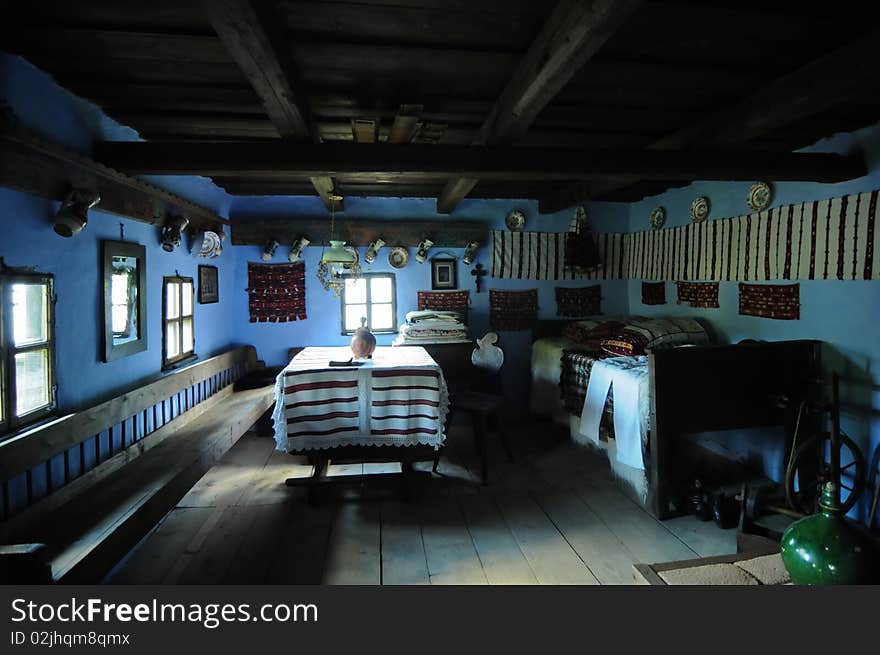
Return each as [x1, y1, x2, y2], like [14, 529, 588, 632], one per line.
[784, 431, 866, 515]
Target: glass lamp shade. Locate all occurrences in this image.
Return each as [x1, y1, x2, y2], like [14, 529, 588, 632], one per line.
[317, 241, 361, 296]
[321, 240, 358, 265]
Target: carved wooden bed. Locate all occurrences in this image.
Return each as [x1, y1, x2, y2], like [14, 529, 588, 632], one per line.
[531, 320, 821, 519]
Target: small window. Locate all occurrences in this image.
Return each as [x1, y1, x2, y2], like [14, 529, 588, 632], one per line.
[162, 276, 195, 368]
[340, 273, 396, 335]
[1, 272, 56, 435]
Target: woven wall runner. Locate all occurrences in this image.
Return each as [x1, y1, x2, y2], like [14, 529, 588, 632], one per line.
[417, 290, 470, 314]
[489, 288, 538, 331]
[490, 230, 626, 281]
[641, 281, 666, 305]
[555, 285, 601, 317]
[739, 283, 800, 320]
[246, 262, 306, 322]
[676, 281, 719, 308]
[493, 189, 878, 282]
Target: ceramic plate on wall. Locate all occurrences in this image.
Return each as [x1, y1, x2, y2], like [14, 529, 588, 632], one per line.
[748, 182, 772, 211]
[388, 246, 409, 269]
[649, 206, 666, 230]
[505, 210, 526, 231]
[690, 196, 710, 223]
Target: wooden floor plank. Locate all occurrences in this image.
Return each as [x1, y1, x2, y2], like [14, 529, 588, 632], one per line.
[175, 504, 260, 583]
[380, 501, 429, 585]
[534, 490, 636, 584]
[419, 498, 487, 585]
[108, 507, 215, 584]
[266, 504, 334, 584]
[496, 493, 599, 585]
[662, 516, 737, 558]
[178, 435, 274, 508]
[323, 503, 381, 585]
[577, 485, 697, 564]
[459, 495, 537, 585]
[222, 502, 293, 583]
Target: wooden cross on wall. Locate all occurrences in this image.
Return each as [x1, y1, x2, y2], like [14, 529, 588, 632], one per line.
[470, 263, 487, 293]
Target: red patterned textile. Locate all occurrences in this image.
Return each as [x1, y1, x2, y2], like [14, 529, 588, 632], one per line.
[555, 285, 601, 317]
[676, 281, 719, 308]
[738, 283, 800, 320]
[247, 262, 306, 323]
[489, 288, 538, 331]
[641, 281, 666, 305]
[417, 290, 470, 314]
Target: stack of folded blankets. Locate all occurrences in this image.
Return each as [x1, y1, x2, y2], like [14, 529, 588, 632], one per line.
[392, 310, 470, 345]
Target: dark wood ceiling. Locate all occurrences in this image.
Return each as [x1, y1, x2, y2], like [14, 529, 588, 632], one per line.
[3, 0, 879, 208]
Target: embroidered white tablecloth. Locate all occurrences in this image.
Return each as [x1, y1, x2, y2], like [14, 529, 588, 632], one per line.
[272, 346, 449, 452]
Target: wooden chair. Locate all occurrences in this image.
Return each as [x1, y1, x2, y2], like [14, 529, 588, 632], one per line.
[433, 334, 512, 484]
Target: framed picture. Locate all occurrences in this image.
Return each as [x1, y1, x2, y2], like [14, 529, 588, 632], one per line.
[431, 258, 457, 290]
[198, 265, 219, 304]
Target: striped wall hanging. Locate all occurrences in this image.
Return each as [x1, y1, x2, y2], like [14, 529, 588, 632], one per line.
[641, 281, 666, 305]
[491, 188, 879, 283]
[620, 188, 879, 281]
[417, 290, 469, 314]
[489, 288, 538, 331]
[490, 230, 627, 281]
[739, 283, 800, 320]
[555, 285, 601, 317]
[676, 281, 719, 308]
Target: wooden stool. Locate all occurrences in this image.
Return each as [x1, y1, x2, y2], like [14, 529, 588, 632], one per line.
[433, 390, 512, 485]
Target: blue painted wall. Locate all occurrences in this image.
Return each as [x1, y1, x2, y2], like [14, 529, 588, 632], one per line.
[228, 196, 629, 411]
[0, 53, 238, 413]
[622, 122, 880, 520]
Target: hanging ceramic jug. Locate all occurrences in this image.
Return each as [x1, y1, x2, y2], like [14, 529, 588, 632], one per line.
[350, 317, 377, 360]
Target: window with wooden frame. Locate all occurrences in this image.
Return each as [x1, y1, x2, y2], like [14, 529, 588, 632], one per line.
[1, 272, 57, 436]
[162, 275, 195, 369]
[340, 273, 397, 335]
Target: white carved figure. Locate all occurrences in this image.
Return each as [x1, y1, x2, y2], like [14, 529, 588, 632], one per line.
[472, 332, 504, 372]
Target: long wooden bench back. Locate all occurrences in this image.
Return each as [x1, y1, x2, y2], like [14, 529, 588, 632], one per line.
[0, 346, 260, 522]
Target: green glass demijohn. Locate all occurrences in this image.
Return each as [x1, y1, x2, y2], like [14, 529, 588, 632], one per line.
[780, 482, 879, 585]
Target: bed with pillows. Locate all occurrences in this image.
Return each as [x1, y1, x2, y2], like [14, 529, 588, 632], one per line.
[530, 316, 711, 508]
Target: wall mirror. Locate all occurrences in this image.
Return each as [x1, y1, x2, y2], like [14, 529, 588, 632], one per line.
[102, 240, 147, 362]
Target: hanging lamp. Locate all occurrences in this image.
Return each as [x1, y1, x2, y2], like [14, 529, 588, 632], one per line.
[317, 193, 361, 296]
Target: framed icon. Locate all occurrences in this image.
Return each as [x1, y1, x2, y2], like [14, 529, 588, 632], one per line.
[198, 265, 219, 304]
[431, 258, 457, 290]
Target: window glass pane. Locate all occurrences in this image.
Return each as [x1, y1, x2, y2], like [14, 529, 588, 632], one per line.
[166, 282, 180, 319]
[15, 349, 50, 416]
[345, 304, 368, 332]
[181, 282, 193, 317]
[182, 318, 194, 354]
[370, 276, 393, 303]
[111, 305, 129, 335]
[371, 303, 394, 330]
[166, 321, 180, 358]
[344, 277, 367, 304]
[12, 283, 48, 347]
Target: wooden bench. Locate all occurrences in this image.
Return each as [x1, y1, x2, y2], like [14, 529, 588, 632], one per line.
[0, 346, 275, 583]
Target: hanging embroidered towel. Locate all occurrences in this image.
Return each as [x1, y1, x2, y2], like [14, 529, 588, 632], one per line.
[555, 285, 601, 317]
[247, 262, 306, 322]
[641, 281, 666, 305]
[739, 283, 800, 320]
[417, 290, 470, 315]
[676, 281, 719, 308]
[489, 288, 538, 331]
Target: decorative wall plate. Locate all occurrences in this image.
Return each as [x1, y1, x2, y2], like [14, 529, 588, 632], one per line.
[649, 206, 666, 230]
[193, 230, 223, 258]
[748, 182, 772, 211]
[505, 209, 526, 231]
[388, 246, 409, 269]
[690, 196, 710, 223]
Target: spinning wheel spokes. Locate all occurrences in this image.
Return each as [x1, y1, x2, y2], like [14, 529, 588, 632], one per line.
[785, 431, 866, 515]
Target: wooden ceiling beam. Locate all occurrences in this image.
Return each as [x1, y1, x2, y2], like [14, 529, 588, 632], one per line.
[203, 0, 341, 210]
[437, 0, 643, 213]
[93, 141, 865, 184]
[540, 26, 880, 212]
